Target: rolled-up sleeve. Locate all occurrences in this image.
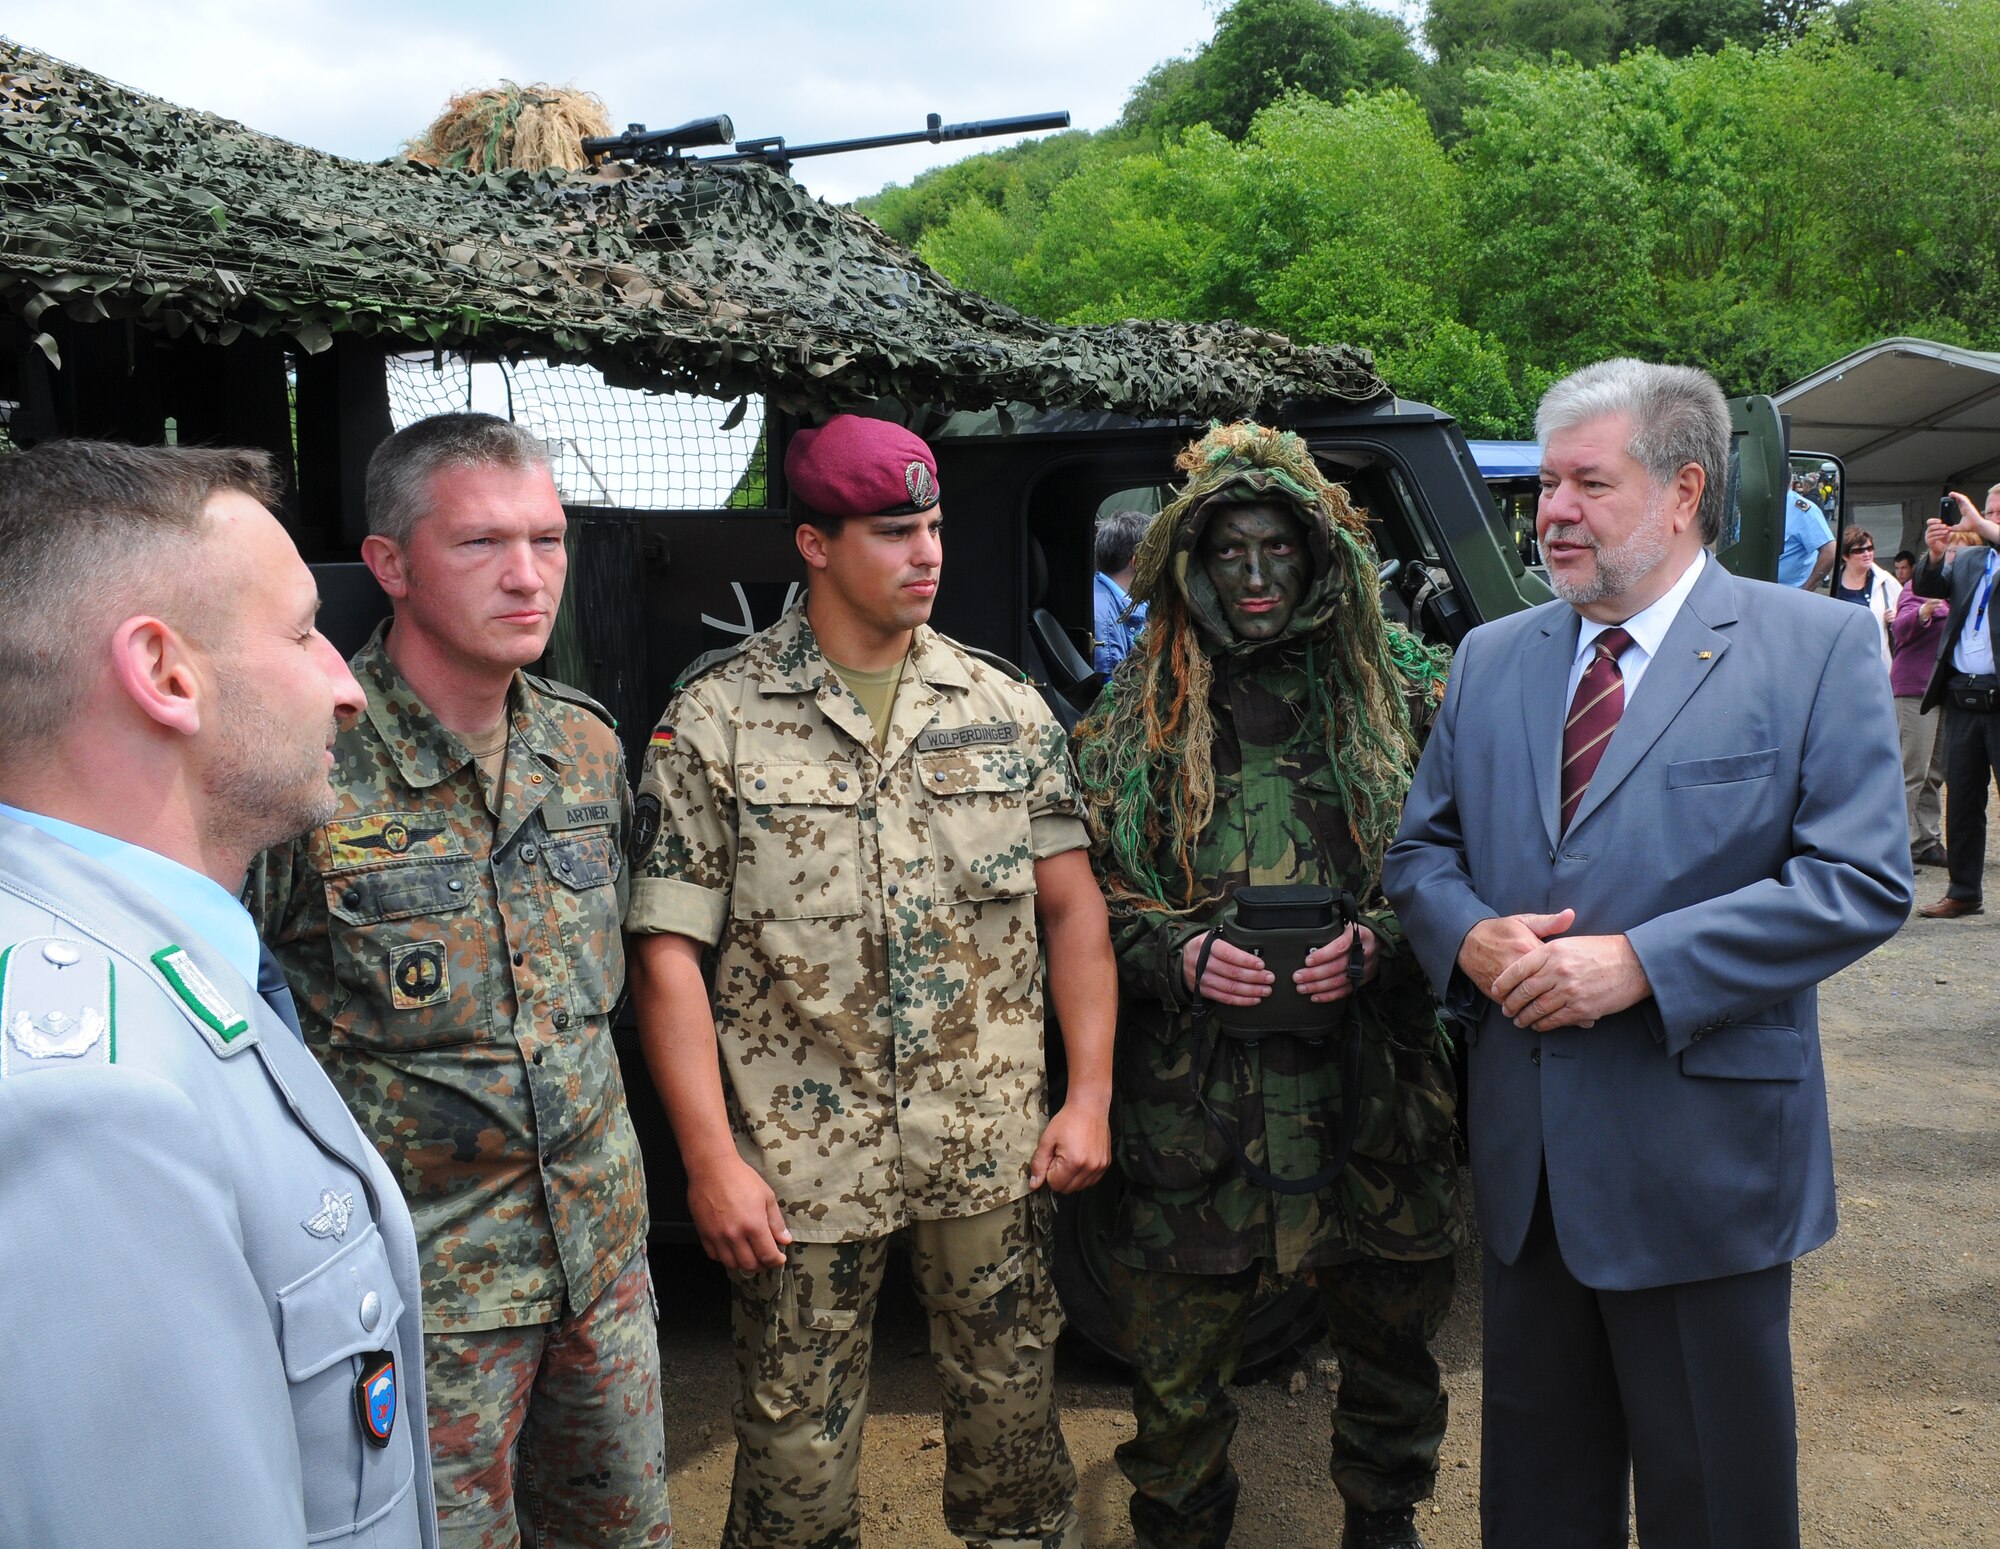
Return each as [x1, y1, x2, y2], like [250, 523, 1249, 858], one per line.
[624, 694, 736, 943]
[1026, 711, 1090, 860]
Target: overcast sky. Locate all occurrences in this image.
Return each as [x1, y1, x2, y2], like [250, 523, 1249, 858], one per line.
[9, 1, 1236, 203]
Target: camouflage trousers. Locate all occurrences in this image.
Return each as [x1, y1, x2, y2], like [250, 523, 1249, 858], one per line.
[724, 1194, 1080, 1549]
[1110, 1254, 1455, 1549]
[427, 1251, 672, 1549]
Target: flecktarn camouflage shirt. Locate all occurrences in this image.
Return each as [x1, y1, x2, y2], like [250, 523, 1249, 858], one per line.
[247, 626, 647, 1333]
[626, 601, 1088, 1243]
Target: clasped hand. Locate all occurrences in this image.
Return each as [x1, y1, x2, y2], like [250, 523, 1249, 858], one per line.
[1182, 923, 1379, 1007]
[1457, 909, 1651, 1032]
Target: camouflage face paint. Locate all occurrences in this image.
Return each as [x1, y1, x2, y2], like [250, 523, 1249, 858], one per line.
[1200, 503, 1311, 642]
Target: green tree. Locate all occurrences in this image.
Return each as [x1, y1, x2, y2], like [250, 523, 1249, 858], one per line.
[1124, 0, 1425, 140]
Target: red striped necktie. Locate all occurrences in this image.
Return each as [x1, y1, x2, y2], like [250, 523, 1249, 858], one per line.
[1561, 625, 1634, 835]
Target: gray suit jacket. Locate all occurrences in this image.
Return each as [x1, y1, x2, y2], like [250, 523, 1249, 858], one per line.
[0, 818, 439, 1548]
[1383, 560, 1912, 1290]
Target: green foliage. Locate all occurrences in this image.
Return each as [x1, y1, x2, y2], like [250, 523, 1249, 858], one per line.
[1123, 0, 1424, 140]
[872, 0, 2000, 436]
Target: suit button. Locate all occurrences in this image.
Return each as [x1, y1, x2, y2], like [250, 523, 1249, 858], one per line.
[887, 883, 899, 897]
[343, 889, 361, 909]
[513, 952, 525, 966]
[359, 1291, 382, 1332]
[533, 1049, 545, 1065]
[754, 778, 767, 791]
[1531, 1047, 1541, 1065]
[447, 879, 463, 892]
[553, 1010, 571, 1030]
[521, 843, 539, 862]
[836, 779, 849, 792]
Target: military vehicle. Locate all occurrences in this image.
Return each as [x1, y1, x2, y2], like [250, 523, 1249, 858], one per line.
[0, 42, 1792, 1371]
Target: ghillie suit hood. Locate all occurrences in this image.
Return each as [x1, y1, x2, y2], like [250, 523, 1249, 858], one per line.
[1075, 421, 1450, 913]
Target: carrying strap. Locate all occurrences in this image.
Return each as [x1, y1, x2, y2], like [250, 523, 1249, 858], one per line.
[1187, 892, 1368, 1197]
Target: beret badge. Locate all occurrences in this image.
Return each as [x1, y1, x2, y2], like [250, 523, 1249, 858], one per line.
[905, 460, 938, 510]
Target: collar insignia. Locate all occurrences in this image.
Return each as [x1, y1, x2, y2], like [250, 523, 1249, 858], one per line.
[151, 946, 250, 1043]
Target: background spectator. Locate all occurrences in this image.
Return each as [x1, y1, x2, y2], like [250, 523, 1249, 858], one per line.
[1779, 482, 1836, 590]
[1891, 583, 1950, 867]
[1830, 525, 1900, 668]
[1093, 506, 1153, 674]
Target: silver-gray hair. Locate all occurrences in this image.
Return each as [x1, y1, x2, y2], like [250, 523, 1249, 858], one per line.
[365, 412, 550, 547]
[1535, 359, 1731, 545]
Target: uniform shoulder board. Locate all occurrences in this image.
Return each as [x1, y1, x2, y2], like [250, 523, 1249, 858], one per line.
[674, 640, 752, 690]
[960, 644, 1031, 684]
[524, 673, 617, 731]
[0, 936, 117, 1077]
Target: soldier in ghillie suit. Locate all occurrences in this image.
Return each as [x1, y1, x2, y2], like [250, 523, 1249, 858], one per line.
[1073, 422, 1462, 1549]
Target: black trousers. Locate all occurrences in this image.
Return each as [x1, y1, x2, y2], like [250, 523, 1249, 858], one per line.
[1942, 699, 2000, 901]
[1481, 1180, 1799, 1549]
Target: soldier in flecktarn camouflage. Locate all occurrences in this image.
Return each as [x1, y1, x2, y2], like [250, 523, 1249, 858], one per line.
[247, 415, 669, 1549]
[626, 414, 1118, 1549]
[1072, 422, 1462, 1549]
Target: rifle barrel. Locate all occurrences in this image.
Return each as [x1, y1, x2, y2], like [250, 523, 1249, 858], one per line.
[722, 111, 1070, 164]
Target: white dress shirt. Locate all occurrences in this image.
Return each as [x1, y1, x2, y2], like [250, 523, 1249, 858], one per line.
[1565, 548, 1709, 707]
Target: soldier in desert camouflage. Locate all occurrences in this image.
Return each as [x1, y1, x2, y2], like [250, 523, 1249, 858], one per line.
[1072, 422, 1462, 1549]
[248, 414, 669, 1549]
[626, 413, 1118, 1549]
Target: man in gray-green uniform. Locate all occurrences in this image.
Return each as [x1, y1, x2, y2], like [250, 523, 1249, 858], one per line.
[248, 414, 669, 1549]
[627, 413, 1118, 1549]
[1073, 422, 1461, 1549]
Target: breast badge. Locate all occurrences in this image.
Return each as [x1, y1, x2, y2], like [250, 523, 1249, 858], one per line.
[353, 1352, 398, 1447]
[301, 1188, 355, 1240]
[389, 940, 449, 1009]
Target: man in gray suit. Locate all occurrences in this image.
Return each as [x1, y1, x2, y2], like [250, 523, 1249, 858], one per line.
[1910, 483, 2000, 917]
[1383, 360, 1910, 1548]
[0, 441, 439, 1548]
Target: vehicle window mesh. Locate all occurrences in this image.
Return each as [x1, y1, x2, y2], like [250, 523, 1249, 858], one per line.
[383, 352, 766, 509]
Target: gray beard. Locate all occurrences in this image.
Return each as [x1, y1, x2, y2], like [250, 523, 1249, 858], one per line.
[1544, 498, 1672, 608]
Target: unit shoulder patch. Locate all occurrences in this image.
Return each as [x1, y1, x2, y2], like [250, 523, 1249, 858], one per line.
[0, 936, 115, 1077]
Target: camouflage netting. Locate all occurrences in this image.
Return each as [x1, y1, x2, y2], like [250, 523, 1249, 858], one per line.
[0, 40, 1388, 420]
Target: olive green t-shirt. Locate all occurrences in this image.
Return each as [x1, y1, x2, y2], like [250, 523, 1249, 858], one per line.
[827, 655, 907, 751]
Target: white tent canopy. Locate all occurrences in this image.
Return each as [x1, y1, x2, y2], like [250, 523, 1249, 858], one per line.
[1775, 337, 2000, 507]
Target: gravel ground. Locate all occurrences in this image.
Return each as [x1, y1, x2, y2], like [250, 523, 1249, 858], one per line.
[651, 846, 2000, 1548]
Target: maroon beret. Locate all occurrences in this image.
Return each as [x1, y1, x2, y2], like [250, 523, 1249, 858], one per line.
[784, 414, 940, 519]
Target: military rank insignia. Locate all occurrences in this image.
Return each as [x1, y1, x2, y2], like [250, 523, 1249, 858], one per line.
[0, 937, 114, 1077]
[389, 941, 449, 1009]
[353, 1351, 397, 1447]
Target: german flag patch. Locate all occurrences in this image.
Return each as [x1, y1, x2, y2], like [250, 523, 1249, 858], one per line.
[649, 727, 676, 749]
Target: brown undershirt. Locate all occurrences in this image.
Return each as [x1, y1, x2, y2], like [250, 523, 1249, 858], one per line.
[826, 655, 907, 752]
